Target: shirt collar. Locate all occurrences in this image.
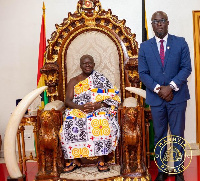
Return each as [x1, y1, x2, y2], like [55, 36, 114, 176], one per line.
[155, 34, 168, 43]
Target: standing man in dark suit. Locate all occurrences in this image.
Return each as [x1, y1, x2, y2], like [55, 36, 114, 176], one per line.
[138, 11, 191, 181]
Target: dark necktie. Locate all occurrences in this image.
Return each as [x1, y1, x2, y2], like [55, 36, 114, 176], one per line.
[160, 39, 165, 66]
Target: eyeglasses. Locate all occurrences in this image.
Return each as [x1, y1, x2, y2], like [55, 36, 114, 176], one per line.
[152, 19, 168, 25]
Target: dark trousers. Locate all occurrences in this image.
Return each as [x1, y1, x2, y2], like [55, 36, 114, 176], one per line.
[151, 101, 187, 173]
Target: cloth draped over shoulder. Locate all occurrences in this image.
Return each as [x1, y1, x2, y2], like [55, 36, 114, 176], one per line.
[60, 71, 121, 159]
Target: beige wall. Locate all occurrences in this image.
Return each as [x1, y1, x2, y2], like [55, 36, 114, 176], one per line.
[0, 0, 199, 153]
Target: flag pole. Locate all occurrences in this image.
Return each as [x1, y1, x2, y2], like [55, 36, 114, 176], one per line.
[142, 0, 147, 42]
[42, 2, 46, 66]
[43, 2, 46, 24]
[37, 2, 48, 107]
[42, 2, 48, 106]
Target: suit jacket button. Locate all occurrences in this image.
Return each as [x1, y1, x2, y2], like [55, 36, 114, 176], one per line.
[163, 72, 165, 74]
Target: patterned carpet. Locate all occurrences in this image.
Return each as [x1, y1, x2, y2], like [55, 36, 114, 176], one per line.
[60, 165, 120, 180]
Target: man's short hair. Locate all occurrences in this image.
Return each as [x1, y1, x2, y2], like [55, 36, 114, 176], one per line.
[80, 54, 94, 63]
[151, 11, 168, 21]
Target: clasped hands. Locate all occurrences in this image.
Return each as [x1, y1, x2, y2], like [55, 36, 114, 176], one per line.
[156, 85, 173, 102]
[79, 102, 102, 113]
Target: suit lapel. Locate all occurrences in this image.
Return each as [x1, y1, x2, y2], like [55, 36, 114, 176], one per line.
[164, 34, 173, 69]
[150, 37, 163, 68]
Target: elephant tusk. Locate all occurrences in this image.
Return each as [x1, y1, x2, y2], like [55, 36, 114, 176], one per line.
[125, 87, 146, 99]
[4, 86, 48, 178]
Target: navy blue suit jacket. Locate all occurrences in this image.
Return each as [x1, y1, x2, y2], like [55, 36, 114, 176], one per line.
[138, 34, 192, 106]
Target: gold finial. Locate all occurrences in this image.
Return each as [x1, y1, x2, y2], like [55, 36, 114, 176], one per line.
[42, 2, 46, 15]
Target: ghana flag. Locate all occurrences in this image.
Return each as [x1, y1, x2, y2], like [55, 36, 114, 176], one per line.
[37, 2, 48, 108]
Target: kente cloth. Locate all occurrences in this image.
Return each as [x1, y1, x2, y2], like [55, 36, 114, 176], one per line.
[60, 71, 121, 159]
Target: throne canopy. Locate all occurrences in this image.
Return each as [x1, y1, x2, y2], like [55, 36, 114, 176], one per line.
[41, 0, 139, 103]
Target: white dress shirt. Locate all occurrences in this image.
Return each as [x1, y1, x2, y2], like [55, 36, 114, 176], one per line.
[153, 34, 179, 93]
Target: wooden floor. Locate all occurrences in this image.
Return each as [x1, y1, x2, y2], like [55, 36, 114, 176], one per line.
[0, 156, 200, 181]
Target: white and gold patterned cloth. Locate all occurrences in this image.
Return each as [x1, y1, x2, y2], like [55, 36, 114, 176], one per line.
[60, 71, 120, 159]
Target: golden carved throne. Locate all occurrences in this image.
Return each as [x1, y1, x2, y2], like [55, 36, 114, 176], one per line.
[37, 0, 150, 180]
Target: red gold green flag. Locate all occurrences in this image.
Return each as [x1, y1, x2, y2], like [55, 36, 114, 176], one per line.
[37, 2, 48, 108]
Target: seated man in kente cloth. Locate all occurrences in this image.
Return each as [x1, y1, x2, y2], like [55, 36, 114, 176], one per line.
[60, 54, 121, 173]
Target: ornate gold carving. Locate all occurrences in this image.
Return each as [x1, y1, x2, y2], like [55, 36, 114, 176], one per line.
[122, 108, 144, 174]
[128, 50, 133, 57]
[77, 0, 102, 13]
[68, 26, 74, 31]
[119, 107, 151, 181]
[86, 156, 98, 160]
[46, 59, 55, 63]
[37, 110, 63, 178]
[45, 2, 137, 58]
[54, 46, 60, 51]
[52, 55, 58, 60]
[40, 63, 59, 101]
[114, 177, 124, 181]
[43, 73, 58, 86]
[61, 177, 149, 181]
[124, 42, 130, 46]
[58, 38, 63, 43]
[82, 12, 97, 26]
[125, 57, 140, 89]
[46, 86, 58, 102]
[115, 28, 120, 34]
[101, 176, 151, 181]
[46, 88, 58, 97]
[17, 116, 38, 173]
[100, 19, 105, 25]
[42, 0, 138, 102]
[20, 116, 37, 126]
[128, 70, 139, 79]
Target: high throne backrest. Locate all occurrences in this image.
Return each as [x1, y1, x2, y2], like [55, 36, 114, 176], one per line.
[41, 0, 140, 103]
[66, 31, 120, 90]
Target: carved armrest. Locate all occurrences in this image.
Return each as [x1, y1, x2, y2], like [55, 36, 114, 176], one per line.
[144, 107, 152, 122]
